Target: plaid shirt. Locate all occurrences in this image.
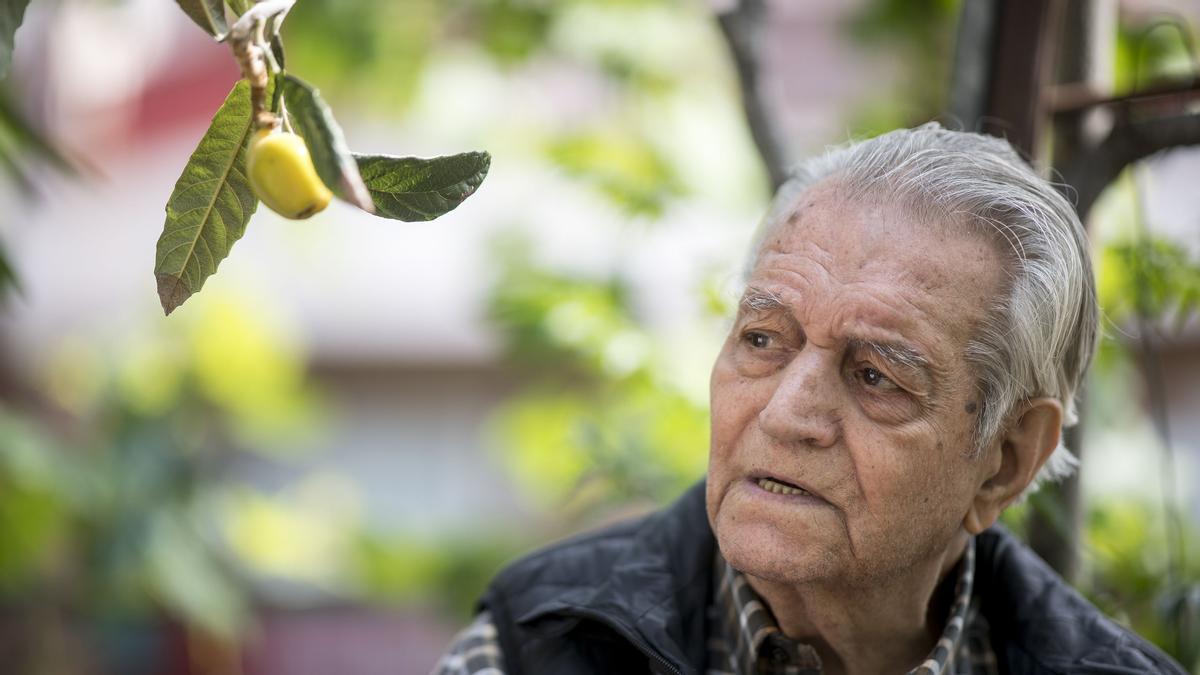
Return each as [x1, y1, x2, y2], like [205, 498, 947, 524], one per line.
[431, 538, 997, 675]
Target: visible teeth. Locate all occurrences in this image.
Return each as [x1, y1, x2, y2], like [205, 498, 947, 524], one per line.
[757, 477, 810, 496]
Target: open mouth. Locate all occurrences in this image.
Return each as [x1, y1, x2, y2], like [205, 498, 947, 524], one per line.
[755, 476, 814, 497]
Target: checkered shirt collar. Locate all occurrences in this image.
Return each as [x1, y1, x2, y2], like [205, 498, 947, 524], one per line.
[710, 538, 980, 675]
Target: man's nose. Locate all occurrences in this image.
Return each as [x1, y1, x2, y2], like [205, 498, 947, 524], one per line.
[757, 348, 841, 448]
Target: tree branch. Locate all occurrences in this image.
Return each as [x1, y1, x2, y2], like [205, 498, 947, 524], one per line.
[1046, 78, 1200, 115]
[1063, 111, 1200, 219]
[714, 0, 789, 192]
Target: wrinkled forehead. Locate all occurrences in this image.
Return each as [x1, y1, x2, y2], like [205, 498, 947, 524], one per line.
[745, 181, 1009, 350]
[749, 178, 1011, 283]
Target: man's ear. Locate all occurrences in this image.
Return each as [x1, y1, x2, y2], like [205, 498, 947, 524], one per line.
[964, 398, 1063, 535]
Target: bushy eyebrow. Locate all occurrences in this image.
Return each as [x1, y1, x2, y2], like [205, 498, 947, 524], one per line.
[739, 286, 786, 313]
[848, 337, 938, 392]
[738, 285, 939, 389]
[850, 338, 929, 370]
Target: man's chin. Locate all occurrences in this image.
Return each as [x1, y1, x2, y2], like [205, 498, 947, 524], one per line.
[713, 513, 840, 586]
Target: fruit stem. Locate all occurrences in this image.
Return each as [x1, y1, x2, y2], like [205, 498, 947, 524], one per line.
[227, 0, 295, 130]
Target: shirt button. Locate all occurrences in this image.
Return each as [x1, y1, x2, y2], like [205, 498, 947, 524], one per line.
[768, 646, 790, 664]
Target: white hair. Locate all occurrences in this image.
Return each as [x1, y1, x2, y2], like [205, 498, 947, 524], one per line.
[744, 123, 1098, 495]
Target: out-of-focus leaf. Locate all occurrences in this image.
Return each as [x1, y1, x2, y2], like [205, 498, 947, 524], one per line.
[0, 481, 64, 591]
[0, 411, 67, 592]
[486, 240, 708, 518]
[0, 137, 34, 196]
[0, 93, 72, 174]
[0, 90, 80, 207]
[174, 0, 229, 39]
[145, 512, 246, 639]
[1083, 500, 1200, 664]
[0, 0, 30, 80]
[189, 297, 323, 446]
[1098, 237, 1200, 331]
[353, 531, 526, 619]
[279, 72, 373, 211]
[0, 237, 17, 295]
[492, 383, 706, 516]
[487, 239, 641, 377]
[1115, 21, 1198, 95]
[353, 151, 490, 221]
[546, 129, 683, 217]
[154, 79, 260, 316]
[274, 0, 433, 111]
[476, 0, 552, 65]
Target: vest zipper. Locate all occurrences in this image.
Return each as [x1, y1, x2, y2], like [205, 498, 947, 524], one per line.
[625, 632, 683, 675]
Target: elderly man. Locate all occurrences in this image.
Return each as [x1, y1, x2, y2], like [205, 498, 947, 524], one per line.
[432, 125, 1185, 674]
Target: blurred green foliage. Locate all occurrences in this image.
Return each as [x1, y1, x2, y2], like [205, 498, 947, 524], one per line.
[844, 0, 961, 136]
[0, 87, 74, 301]
[546, 128, 684, 217]
[1099, 236, 1200, 332]
[1085, 173, 1200, 668]
[1085, 501, 1200, 668]
[1115, 17, 1199, 94]
[353, 531, 528, 619]
[486, 236, 708, 520]
[0, 296, 321, 667]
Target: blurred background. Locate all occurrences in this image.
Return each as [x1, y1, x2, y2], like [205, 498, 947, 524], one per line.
[0, 0, 1198, 673]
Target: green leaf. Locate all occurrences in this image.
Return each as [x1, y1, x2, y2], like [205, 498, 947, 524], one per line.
[154, 79, 259, 316]
[225, 0, 253, 16]
[174, 0, 229, 39]
[279, 73, 373, 212]
[270, 33, 286, 70]
[353, 151, 490, 221]
[0, 237, 17, 296]
[0, 0, 30, 80]
[0, 90, 73, 175]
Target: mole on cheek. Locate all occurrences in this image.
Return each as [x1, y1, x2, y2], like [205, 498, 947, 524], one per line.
[965, 401, 978, 414]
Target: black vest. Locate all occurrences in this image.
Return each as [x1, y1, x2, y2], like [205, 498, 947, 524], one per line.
[478, 480, 1185, 675]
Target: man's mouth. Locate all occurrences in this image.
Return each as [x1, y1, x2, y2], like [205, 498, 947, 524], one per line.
[755, 476, 814, 497]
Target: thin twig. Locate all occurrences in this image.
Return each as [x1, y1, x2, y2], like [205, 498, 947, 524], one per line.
[714, 0, 789, 191]
[225, 0, 295, 130]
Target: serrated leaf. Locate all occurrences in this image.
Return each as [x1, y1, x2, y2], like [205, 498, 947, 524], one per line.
[279, 73, 373, 212]
[354, 151, 490, 221]
[174, 0, 228, 39]
[154, 79, 259, 316]
[0, 0, 30, 80]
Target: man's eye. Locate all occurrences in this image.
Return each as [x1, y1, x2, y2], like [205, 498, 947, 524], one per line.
[859, 366, 897, 390]
[744, 331, 772, 349]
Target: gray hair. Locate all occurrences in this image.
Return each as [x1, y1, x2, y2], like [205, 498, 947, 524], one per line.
[744, 123, 1098, 494]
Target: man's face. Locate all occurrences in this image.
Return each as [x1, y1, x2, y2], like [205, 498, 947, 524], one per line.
[706, 182, 1006, 588]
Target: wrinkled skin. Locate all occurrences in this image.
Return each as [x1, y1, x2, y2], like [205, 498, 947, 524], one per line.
[705, 180, 1026, 672]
